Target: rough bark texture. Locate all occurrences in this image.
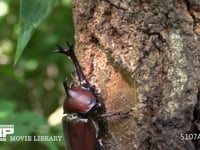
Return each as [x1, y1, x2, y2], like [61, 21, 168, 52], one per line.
[72, 0, 200, 149]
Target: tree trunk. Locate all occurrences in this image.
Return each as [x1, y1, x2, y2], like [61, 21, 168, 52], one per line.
[72, 0, 200, 149]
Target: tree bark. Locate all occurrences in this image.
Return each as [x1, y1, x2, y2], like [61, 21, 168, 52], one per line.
[72, 0, 200, 149]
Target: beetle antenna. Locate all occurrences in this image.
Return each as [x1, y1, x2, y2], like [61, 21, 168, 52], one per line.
[63, 76, 74, 93]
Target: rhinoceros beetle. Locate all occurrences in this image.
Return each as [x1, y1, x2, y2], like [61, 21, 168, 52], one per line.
[54, 42, 132, 150]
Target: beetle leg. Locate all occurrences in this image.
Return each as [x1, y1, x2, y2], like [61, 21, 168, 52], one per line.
[53, 43, 73, 56]
[63, 76, 74, 93]
[98, 138, 105, 150]
[92, 101, 106, 114]
[63, 77, 69, 93]
[100, 108, 133, 118]
[70, 70, 76, 79]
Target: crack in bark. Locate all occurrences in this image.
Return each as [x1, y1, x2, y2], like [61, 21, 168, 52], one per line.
[104, 0, 128, 11]
[183, 0, 198, 33]
[194, 89, 200, 122]
[191, 88, 200, 149]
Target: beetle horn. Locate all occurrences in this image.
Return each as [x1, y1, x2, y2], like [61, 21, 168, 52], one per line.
[54, 42, 90, 90]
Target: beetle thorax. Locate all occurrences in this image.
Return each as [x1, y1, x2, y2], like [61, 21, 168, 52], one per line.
[64, 88, 96, 114]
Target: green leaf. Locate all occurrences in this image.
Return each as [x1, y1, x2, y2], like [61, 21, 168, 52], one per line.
[15, 0, 55, 65]
[0, 65, 23, 82]
[6, 111, 47, 136]
[0, 99, 16, 119]
[37, 132, 59, 150]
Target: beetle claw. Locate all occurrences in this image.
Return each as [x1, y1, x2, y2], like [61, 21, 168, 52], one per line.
[69, 81, 74, 88]
[63, 76, 74, 90]
[63, 76, 69, 82]
[66, 41, 73, 49]
[70, 71, 76, 78]
[98, 139, 105, 150]
[54, 43, 74, 57]
[63, 77, 69, 93]
[57, 44, 63, 50]
[53, 45, 65, 53]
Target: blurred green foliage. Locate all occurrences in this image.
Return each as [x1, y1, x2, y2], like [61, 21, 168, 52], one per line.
[0, 0, 75, 149]
[15, 0, 55, 65]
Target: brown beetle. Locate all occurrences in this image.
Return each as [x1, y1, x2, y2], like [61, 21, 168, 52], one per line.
[54, 42, 132, 150]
